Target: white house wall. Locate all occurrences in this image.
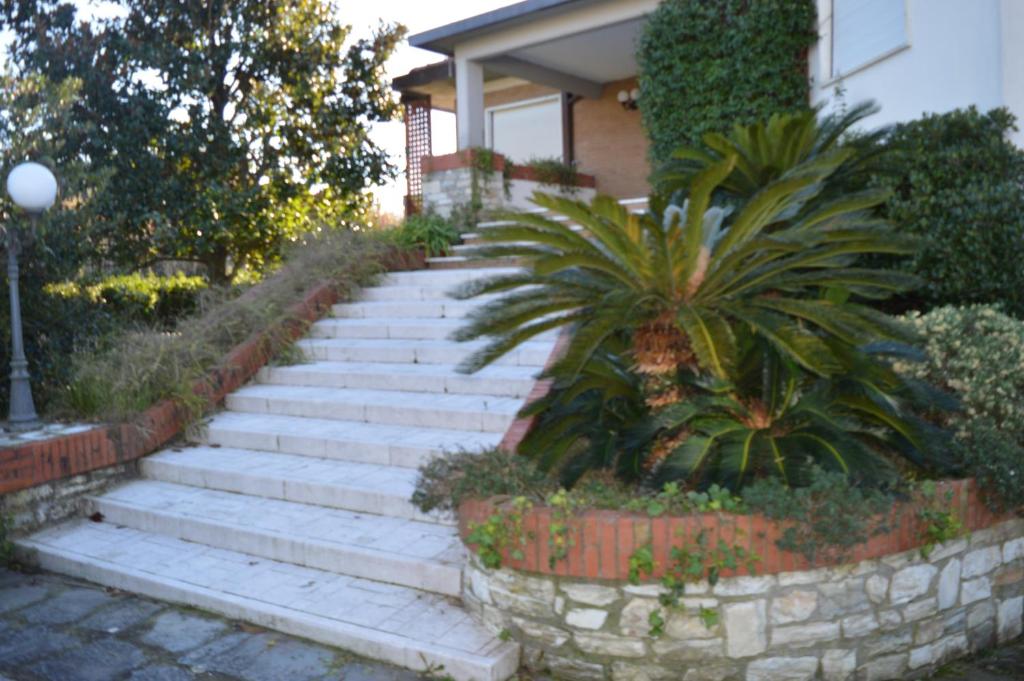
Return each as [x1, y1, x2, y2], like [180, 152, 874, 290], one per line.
[810, 0, 1023, 145]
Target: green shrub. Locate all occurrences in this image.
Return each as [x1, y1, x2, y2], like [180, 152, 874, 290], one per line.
[456, 117, 947, 489]
[636, 0, 817, 165]
[520, 157, 580, 193]
[58, 230, 385, 421]
[384, 213, 460, 257]
[896, 305, 1024, 510]
[46, 272, 207, 329]
[411, 448, 555, 514]
[742, 467, 895, 563]
[871, 107, 1024, 316]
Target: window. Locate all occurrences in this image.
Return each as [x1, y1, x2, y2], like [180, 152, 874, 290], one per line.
[485, 96, 563, 163]
[832, 0, 908, 77]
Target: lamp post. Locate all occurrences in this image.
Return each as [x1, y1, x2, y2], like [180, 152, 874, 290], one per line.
[4, 162, 57, 431]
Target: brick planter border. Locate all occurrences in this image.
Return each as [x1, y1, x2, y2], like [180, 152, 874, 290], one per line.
[422, 150, 598, 188]
[0, 248, 425, 497]
[459, 479, 1012, 582]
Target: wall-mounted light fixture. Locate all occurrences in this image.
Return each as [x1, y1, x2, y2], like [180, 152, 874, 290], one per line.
[617, 88, 640, 111]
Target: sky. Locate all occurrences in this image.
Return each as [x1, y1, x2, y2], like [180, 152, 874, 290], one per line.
[65, 1, 521, 218]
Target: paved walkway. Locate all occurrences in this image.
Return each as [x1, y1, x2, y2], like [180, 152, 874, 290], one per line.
[0, 568, 428, 681]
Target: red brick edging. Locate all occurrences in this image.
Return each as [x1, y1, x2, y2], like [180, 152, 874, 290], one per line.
[0, 249, 426, 496]
[458, 479, 1011, 581]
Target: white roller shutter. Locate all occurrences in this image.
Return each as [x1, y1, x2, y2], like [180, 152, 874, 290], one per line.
[832, 0, 908, 76]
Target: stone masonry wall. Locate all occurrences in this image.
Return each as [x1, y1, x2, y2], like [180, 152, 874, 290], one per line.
[462, 518, 1024, 681]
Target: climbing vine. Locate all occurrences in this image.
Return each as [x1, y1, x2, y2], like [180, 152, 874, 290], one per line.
[636, 0, 817, 164]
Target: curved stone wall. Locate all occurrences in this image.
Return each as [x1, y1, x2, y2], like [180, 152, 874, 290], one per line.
[461, 517, 1024, 681]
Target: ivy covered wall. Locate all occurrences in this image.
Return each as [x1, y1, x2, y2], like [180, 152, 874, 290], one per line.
[636, 0, 818, 165]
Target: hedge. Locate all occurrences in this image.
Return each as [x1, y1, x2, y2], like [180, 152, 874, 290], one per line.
[871, 107, 1024, 317]
[636, 0, 817, 165]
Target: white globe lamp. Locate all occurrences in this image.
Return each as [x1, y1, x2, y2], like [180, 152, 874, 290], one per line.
[7, 162, 57, 214]
[3, 161, 58, 430]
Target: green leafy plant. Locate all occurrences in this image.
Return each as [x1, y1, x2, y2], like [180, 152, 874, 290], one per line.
[454, 132, 948, 487]
[636, 0, 817, 164]
[388, 213, 461, 257]
[742, 467, 895, 563]
[897, 305, 1024, 511]
[870, 107, 1024, 316]
[523, 157, 580, 193]
[465, 496, 533, 569]
[411, 448, 555, 515]
[628, 544, 656, 585]
[915, 481, 966, 559]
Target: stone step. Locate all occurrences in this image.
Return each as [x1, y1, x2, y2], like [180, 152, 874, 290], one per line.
[295, 337, 551, 367]
[426, 256, 525, 270]
[18, 522, 519, 681]
[226, 385, 521, 433]
[87, 480, 464, 596]
[257, 361, 539, 398]
[141, 447, 442, 524]
[331, 299, 492, 320]
[450, 242, 535, 255]
[381, 267, 520, 287]
[200, 412, 503, 468]
[310, 317, 466, 340]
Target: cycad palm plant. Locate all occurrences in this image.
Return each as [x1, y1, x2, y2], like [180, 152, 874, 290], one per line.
[454, 142, 948, 488]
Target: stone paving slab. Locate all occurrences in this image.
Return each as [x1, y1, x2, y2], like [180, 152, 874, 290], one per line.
[0, 568, 436, 681]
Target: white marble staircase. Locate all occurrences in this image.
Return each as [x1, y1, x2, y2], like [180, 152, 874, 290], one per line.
[16, 198, 647, 681]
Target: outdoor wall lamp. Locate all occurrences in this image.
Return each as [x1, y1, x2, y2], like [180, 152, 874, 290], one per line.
[617, 88, 640, 111]
[4, 161, 58, 431]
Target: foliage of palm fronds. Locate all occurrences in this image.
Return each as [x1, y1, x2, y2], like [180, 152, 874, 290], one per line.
[451, 129, 952, 487]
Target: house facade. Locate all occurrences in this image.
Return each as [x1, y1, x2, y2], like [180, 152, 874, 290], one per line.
[393, 0, 1024, 216]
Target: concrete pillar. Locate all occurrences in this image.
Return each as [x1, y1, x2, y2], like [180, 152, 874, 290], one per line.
[455, 57, 485, 149]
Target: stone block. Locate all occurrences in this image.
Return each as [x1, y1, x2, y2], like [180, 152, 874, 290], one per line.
[723, 600, 767, 658]
[889, 565, 938, 605]
[967, 601, 997, 630]
[771, 621, 840, 648]
[712, 575, 776, 597]
[665, 610, 719, 640]
[28, 639, 146, 681]
[937, 558, 961, 610]
[962, 546, 1002, 579]
[960, 577, 992, 606]
[610, 662, 678, 681]
[841, 612, 879, 638]
[877, 610, 902, 631]
[142, 611, 227, 654]
[562, 583, 620, 607]
[574, 632, 647, 658]
[908, 633, 968, 670]
[821, 649, 857, 681]
[865, 575, 888, 604]
[902, 597, 938, 623]
[745, 656, 818, 681]
[619, 598, 660, 637]
[856, 653, 907, 681]
[862, 629, 912, 658]
[819, 578, 870, 617]
[1004, 538, 1024, 563]
[914, 617, 945, 645]
[996, 596, 1023, 642]
[566, 607, 609, 631]
[770, 590, 818, 625]
[512, 617, 570, 648]
[926, 539, 967, 563]
[651, 637, 723, 662]
[540, 653, 606, 681]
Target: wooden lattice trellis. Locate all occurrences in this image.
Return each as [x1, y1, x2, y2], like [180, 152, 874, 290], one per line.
[403, 95, 432, 216]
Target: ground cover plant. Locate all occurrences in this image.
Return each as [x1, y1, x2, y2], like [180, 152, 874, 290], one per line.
[375, 213, 460, 257]
[58, 230, 386, 422]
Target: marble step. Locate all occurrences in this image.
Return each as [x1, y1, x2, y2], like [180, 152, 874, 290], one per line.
[200, 412, 502, 468]
[225, 385, 521, 433]
[141, 446, 442, 525]
[331, 299, 495, 320]
[87, 480, 464, 596]
[309, 317, 467, 340]
[257, 361, 539, 398]
[18, 522, 519, 681]
[295, 337, 552, 367]
[380, 267, 520, 287]
[426, 256, 525, 270]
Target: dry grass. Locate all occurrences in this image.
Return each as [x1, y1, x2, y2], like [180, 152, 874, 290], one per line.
[57, 229, 388, 422]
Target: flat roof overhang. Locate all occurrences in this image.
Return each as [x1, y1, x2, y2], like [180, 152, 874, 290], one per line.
[394, 1, 658, 106]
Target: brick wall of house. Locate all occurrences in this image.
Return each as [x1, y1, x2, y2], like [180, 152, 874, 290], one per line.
[572, 77, 650, 199]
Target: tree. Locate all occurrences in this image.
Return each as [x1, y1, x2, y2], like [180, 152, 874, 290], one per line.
[3, 0, 405, 282]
